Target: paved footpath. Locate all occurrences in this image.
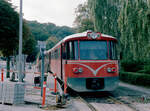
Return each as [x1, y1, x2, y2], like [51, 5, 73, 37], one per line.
[0, 65, 90, 111]
[0, 66, 46, 111]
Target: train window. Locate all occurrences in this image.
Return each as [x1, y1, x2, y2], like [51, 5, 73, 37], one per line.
[62, 45, 67, 59]
[55, 49, 58, 59]
[79, 41, 108, 60]
[109, 41, 117, 60]
[74, 41, 78, 60]
[69, 42, 73, 59]
[58, 48, 61, 59]
[66, 42, 70, 59]
[65, 41, 78, 60]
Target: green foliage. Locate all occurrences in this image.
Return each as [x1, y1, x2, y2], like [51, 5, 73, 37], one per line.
[143, 65, 150, 74]
[88, 0, 121, 37]
[27, 21, 75, 41]
[46, 37, 59, 50]
[120, 72, 150, 86]
[86, 0, 150, 71]
[27, 21, 75, 60]
[118, 0, 150, 62]
[22, 21, 36, 54]
[121, 59, 150, 74]
[74, 3, 94, 32]
[121, 59, 144, 72]
[0, 0, 37, 63]
[137, 64, 150, 74]
[0, 0, 19, 57]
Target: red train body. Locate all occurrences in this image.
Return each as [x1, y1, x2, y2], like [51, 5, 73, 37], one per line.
[45, 31, 119, 92]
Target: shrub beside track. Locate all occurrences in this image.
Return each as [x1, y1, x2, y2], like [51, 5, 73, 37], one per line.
[119, 72, 150, 87]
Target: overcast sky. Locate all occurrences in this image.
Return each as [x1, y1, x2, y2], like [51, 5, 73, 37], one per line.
[11, 0, 86, 27]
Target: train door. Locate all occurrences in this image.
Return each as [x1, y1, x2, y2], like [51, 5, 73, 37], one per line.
[61, 44, 63, 80]
[48, 52, 51, 72]
[61, 43, 68, 80]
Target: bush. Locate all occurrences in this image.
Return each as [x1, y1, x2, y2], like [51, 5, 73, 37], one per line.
[119, 72, 150, 87]
[143, 65, 150, 74]
[121, 60, 144, 72]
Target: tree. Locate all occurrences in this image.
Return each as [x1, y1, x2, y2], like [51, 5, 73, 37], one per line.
[74, 3, 94, 32]
[46, 36, 59, 50]
[23, 22, 37, 62]
[88, 0, 121, 37]
[0, 0, 37, 77]
[0, 0, 19, 78]
[27, 21, 75, 41]
[118, 0, 150, 62]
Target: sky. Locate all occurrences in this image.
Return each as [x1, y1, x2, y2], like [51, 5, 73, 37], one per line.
[11, 0, 87, 27]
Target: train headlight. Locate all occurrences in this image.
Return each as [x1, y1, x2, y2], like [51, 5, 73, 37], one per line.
[72, 67, 83, 74]
[78, 68, 83, 73]
[107, 67, 116, 73]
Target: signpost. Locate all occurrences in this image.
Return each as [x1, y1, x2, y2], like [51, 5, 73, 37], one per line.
[38, 41, 46, 96]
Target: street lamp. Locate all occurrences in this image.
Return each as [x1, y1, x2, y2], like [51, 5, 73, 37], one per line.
[18, 0, 23, 82]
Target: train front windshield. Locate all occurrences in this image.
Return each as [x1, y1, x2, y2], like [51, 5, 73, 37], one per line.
[66, 40, 117, 60]
[80, 41, 107, 60]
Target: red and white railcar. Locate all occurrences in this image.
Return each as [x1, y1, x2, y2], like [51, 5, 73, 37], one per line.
[45, 30, 119, 92]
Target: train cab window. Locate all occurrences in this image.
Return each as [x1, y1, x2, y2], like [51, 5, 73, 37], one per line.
[109, 41, 117, 60]
[79, 41, 108, 60]
[65, 41, 78, 60]
[69, 42, 74, 59]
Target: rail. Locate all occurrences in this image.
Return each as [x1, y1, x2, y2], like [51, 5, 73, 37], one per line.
[78, 96, 98, 111]
[108, 96, 140, 111]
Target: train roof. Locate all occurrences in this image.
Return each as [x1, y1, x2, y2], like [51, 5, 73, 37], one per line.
[46, 30, 117, 53]
[63, 31, 116, 41]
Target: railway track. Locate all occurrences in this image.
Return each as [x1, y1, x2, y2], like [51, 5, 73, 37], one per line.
[77, 95, 98, 111]
[73, 92, 144, 111]
[108, 95, 140, 111]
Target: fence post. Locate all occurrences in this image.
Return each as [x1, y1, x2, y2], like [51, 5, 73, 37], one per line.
[54, 74, 57, 93]
[42, 81, 46, 107]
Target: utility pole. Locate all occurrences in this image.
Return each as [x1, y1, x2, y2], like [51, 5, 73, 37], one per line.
[37, 41, 46, 96]
[41, 48, 45, 96]
[18, 0, 23, 82]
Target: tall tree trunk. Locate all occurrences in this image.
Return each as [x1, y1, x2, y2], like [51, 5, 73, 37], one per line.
[6, 56, 10, 78]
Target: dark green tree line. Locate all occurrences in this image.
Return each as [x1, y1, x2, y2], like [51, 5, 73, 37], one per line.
[27, 21, 75, 41]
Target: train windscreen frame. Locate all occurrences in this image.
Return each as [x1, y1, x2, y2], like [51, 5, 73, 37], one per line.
[65, 40, 117, 60]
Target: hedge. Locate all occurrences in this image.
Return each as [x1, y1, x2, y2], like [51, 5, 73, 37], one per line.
[119, 72, 150, 87]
